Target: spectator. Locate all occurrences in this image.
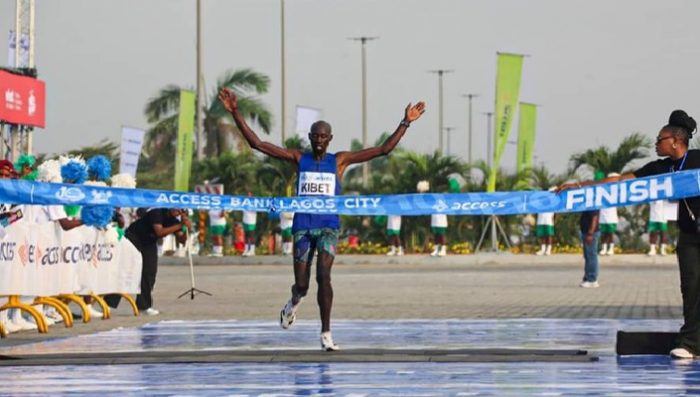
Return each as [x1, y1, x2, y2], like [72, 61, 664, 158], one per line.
[598, 173, 620, 256]
[386, 215, 403, 256]
[535, 187, 557, 256]
[105, 208, 191, 315]
[208, 209, 226, 257]
[242, 207, 257, 257]
[579, 209, 600, 288]
[648, 200, 669, 256]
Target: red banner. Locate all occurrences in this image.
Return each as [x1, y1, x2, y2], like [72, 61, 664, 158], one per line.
[0, 70, 45, 128]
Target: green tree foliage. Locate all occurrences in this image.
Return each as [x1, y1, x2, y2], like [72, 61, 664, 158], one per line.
[139, 68, 273, 190]
[65, 139, 119, 162]
[191, 151, 259, 195]
[565, 132, 655, 248]
[568, 132, 652, 176]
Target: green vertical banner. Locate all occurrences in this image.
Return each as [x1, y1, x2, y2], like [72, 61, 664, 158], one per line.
[487, 53, 524, 192]
[174, 90, 195, 191]
[516, 102, 537, 175]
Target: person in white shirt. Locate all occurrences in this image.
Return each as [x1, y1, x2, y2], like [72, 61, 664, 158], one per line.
[242, 209, 257, 257]
[386, 215, 403, 256]
[208, 209, 227, 257]
[598, 173, 621, 256]
[648, 199, 669, 256]
[534, 186, 558, 256]
[430, 214, 448, 257]
[416, 180, 448, 257]
[535, 211, 555, 256]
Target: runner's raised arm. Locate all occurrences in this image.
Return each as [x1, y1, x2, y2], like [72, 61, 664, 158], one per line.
[218, 88, 301, 163]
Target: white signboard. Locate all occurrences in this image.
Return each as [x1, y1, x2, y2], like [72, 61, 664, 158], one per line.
[7, 30, 29, 67]
[0, 222, 142, 296]
[119, 126, 146, 177]
[295, 105, 322, 134]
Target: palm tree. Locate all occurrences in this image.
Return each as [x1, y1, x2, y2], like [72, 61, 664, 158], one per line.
[565, 132, 654, 249]
[379, 151, 468, 252]
[529, 165, 570, 190]
[388, 150, 467, 194]
[143, 68, 272, 161]
[65, 139, 119, 163]
[205, 69, 272, 155]
[281, 134, 309, 151]
[191, 151, 260, 195]
[568, 132, 652, 177]
[466, 160, 528, 192]
[257, 135, 309, 197]
[342, 132, 404, 194]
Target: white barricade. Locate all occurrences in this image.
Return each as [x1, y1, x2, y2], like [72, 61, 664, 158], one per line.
[0, 222, 141, 296]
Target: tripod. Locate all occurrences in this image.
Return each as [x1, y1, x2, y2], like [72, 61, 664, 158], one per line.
[475, 215, 512, 253]
[178, 230, 212, 300]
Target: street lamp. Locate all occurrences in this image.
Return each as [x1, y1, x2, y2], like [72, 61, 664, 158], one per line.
[280, 0, 287, 145]
[483, 111, 493, 168]
[444, 127, 456, 156]
[195, 0, 205, 160]
[462, 93, 479, 164]
[429, 69, 454, 154]
[349, 36, 379, 187]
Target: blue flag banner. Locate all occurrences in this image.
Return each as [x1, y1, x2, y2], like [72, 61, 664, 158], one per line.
[0, 169, 695, 216]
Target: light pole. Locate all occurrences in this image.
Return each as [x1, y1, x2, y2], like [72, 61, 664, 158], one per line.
[280, 0, 287, 145]
[483, 111, 493, 168]
[195, 0, 205, 160]
[429, 69, 453, 154]
[444, 127, 456, 156]
[349, 36, 378, 187]
[10, 0, 35, 160]
[462, 93, 479, 164]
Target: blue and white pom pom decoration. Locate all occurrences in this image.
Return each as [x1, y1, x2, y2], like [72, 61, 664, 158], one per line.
[81, 205, 115, 228]
[60, 159, 88, 184]
[110, 172, 136, 189]
[37, 159, 63, 183]
[87, 155, 112, 182]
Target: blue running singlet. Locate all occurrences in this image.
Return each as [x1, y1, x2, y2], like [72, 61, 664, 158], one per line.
[292, 152, 341, 232]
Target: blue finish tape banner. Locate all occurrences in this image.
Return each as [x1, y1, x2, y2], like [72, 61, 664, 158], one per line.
[0, 169, 695, 216]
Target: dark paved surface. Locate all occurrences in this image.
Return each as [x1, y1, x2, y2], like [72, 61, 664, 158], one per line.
[1, 253, 682, 346]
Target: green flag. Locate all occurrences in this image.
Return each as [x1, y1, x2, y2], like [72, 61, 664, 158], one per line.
[174, 90, 195, 191]
[516, 103, 537, 175]
[487, 53, 524, 192]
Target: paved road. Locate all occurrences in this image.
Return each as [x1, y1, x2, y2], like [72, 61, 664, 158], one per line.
[2, 253, 683, 346]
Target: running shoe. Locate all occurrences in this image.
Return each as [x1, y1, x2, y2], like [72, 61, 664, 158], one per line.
[671, 347, 694, 359]
[320, 331, 340, 351]
[144, 307, 160, 316]
[280, 299, 298, 329]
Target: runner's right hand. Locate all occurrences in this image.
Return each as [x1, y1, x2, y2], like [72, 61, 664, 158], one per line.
[218, 88, 238, 113]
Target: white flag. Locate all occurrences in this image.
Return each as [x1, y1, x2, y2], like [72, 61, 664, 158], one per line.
[295, 105, 322, 134]
[7, 30, 29, 67]
[119, 126, 145, 177]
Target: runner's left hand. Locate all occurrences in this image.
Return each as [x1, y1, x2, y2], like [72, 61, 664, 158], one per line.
[404, 102, 426, 123]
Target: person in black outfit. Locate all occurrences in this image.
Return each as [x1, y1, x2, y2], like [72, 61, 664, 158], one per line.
[579, 210, 600, 288]
[105, 208, 191, 315]
[560, 109, 698, 359]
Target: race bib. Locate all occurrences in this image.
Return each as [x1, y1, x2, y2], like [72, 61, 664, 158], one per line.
[298, 172, 336, 196]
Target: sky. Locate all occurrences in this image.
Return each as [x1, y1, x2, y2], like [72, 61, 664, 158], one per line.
[1, 0, 699, 174]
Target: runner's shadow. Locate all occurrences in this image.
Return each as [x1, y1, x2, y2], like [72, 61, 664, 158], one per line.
[292, 363, 334, 396]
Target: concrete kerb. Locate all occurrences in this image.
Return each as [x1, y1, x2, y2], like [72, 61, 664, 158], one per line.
[160, 253, 678, 267]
